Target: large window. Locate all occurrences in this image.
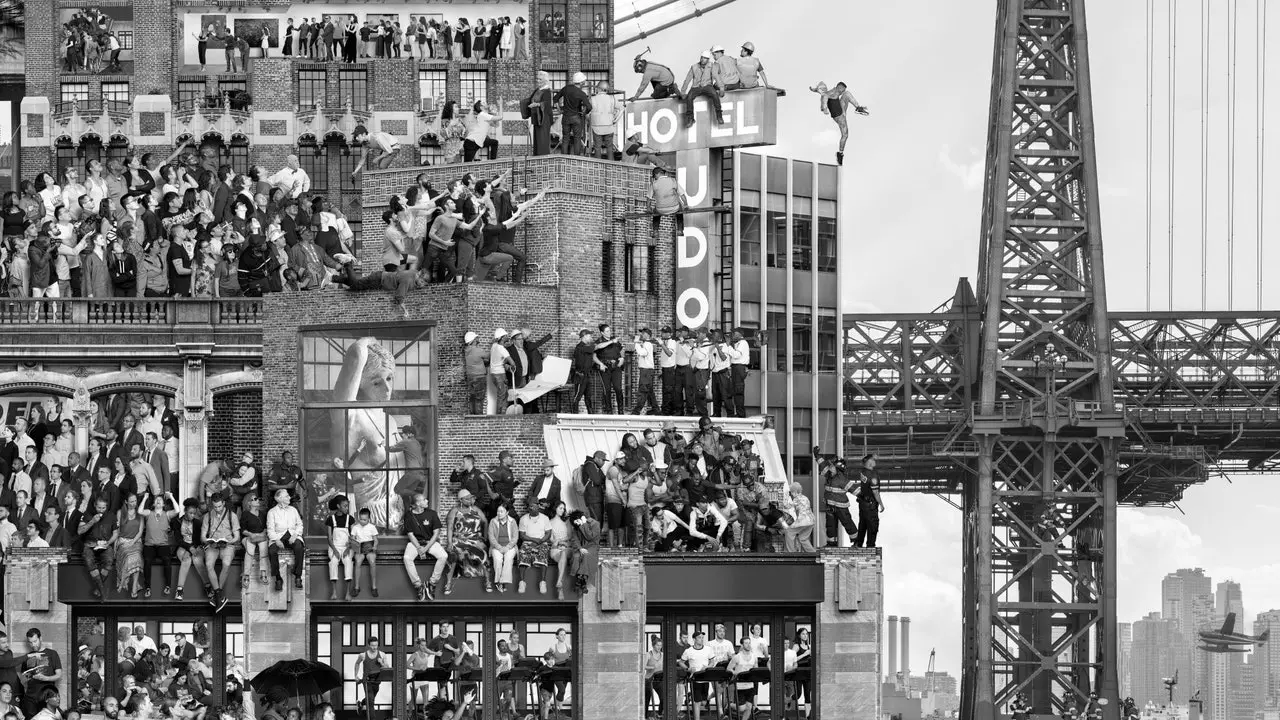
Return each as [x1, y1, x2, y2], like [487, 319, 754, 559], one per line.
[61, 82, 90, 105]
[299, 141, 326, 193]
[418, 69, 447, 112]
[792, 196, 812, 271]
[739, 191, 761, 267]
[739, 301, 762, 370]
[299, 324, 436, 535]
[227, 138, 250, 176]
[417, 142, 444, 167]
[539, 3, 568, 42]
[817, 202, 837, 273]
[297, 67, 327, 110]
[766, 303, 787, 372]
[792, 306, 812, 372]
[338, 68, 368, 112]
[335, 139, 359, 192]
[583, 70, 610, 89]
[793, 408, 813, 475]
[581, 2, 608, 39]
[459, 70, 488, 109]
[817, 307, 838, 373]
[101, 82, 130, 112]
[177, 80, 206, 108]
[217, 79, 247, 108]
[624, 243, 656, 294]
[765, 193, 786, 269]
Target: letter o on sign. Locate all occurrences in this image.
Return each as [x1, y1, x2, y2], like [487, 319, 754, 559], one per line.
[651, 108, 678, 145]
[676, 287, 709, 329]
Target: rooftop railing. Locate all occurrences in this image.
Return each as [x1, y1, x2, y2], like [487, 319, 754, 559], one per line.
[0, 298, 264, 326]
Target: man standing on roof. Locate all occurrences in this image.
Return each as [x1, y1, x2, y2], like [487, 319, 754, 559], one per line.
[809, 81, 870, 167]
[555, 72, 593, 157]
[813, 446, 857, 548]
[680, 50, 725, 127]
[735, 42, 773, 90]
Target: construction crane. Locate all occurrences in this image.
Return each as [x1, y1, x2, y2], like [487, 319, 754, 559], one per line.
[613, 0, 742, 48]
[927, 648, 937, 696]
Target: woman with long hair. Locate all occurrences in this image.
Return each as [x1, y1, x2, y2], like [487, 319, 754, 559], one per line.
[439, 100, 466, 164]
[115, 492, 145, 597]
[546, 500, 571, 598]
[454, 19, 469, 61]
[499, 17, 513, 58]
[216, 244, 241, 297]
[344, 15, 358, 64]
[191, 237, 217, 297]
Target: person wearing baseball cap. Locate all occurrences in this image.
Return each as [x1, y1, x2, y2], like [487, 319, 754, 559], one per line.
[589, 79, 623, 161]
[710, 45, 742, 91]
[736, 41, 773, 90]
[578, 451, 608, 529]
[490, 329, 514, 414]
[556, 70, 593, 156]
[679, 50, 726, 127]
[464, 330, 487, 415]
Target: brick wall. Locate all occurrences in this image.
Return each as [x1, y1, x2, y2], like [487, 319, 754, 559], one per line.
[136, 0, 175, 89]
[210, 389, 264, 464]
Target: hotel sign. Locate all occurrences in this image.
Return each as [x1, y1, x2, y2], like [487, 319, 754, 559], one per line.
[622, 87, 778, 153]
[624, 88, 779, 329]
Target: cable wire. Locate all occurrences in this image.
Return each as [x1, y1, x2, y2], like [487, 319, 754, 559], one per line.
[1201, 0, 1209, 312]
[1259, 0, 1267, 310]
[1170, 0, 1178, 311]
[1146, 0, 1154, 311]
[1228, 0, 1238, 310]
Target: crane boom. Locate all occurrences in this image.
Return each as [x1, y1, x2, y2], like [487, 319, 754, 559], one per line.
[613, 0, 743, 48]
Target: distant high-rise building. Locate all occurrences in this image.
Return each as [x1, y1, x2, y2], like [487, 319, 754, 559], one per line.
[1207, 581, 1246, 720]
[1256, 610, 1280, 712]
[1192, 594, 1217, 711]
[1164, 568, 1213, 704]
[1234, 659, 1256, 720]
[1133, 612, 1179, 708]
[1120, 622, 1133, 699]
[1217, 581, 1244, 625]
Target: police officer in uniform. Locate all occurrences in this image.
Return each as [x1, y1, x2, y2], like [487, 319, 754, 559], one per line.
[853, 453, 884, 548]
[813, 446, 857, 547]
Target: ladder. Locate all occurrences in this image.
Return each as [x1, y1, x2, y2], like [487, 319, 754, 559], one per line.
[717, 149, 736, 329]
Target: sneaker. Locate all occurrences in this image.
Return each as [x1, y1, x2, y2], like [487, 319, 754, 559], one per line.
[216, 592, 229, 613]
[203, 584, 214, 598]
[209, 589, 219, 607]
[837, 151, 845, 166]
[485, 581, 494, 593]
[144, 588, 152, 598]
[444, 580, 454, 595]
[415, 584, 427, 602]
[274, 578, 283, 592]
[539, 581, 548, 594]
[557, 587, 565, 601]
[425, 584, 436, 601]
[175, 588, 185, 600]
[518, 580, 527, 594]
[351, 586, 361, 598]
[371, 588, 379, 597]
[163, 586, 171, 595]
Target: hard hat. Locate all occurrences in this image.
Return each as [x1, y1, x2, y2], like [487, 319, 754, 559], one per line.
[571, 71, 587, 84]
[700, 50, 712, 60]
[711, 45, 725, 54]
[741, 41, 755, 53]
[494, 328, 508, 339]
[463, 331, 478, 343]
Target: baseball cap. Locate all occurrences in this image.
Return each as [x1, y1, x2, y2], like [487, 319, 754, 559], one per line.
[592, 450, 607, 460]
[464, 331, 478, 343]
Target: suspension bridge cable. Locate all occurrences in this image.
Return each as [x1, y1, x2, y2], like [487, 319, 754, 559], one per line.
[1201, 0, 1209, 312]
[1228, 0, 1238, 310]
[1259, 0, 1267, 310]
[1147, 0, 1155, 311]
[1170, 0, 1178, 311]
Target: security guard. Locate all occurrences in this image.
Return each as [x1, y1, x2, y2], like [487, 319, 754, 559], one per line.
[813, 445, 857, 547]
[853, 453, 884, 548]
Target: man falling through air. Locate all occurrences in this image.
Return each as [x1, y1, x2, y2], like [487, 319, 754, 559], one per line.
[810, 81, 870, 166]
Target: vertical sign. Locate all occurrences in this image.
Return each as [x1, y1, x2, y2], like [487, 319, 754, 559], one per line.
[674, 148, 715, 330]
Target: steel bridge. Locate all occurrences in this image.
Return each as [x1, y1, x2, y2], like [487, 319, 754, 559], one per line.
[841, 1, 1280, 718]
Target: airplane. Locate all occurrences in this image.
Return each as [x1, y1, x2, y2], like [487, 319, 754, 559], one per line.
[1197, 644, 1251, 653]
[1197, 612, 1269, 647]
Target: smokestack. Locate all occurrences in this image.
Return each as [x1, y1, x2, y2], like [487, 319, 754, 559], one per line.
[901, 616, 911, 682]
[887, 616, 898, 684]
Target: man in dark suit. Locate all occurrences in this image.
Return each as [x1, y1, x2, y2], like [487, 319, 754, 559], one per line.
[66, 452, 92, 488]
[0, 426, 17, 473]
[103, 394, 129, 433]
[86, 437, 110, 483]
[23, 447, 48, 487]
[118, 417, 144, 462]
[101, 429, 126, 475]
[28, 476, 56, 518]
[145, 433, 169, 491]
[213, 165, 234, 223]
[527, 459, 562, 518]
[170, 632, 197, 673]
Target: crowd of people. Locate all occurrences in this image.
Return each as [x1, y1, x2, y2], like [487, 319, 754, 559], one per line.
[60, 11, 124, 75]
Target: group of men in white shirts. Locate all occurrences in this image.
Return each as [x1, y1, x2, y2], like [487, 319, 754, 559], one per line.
[630, 325, 753, 418]
[678, 623, 794, 720]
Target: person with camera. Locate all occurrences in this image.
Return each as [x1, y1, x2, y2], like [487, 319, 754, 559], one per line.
[814, 446, 858, 548]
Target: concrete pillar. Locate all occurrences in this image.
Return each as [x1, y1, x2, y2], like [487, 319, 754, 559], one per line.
[178, 351, 213, 499]
[579, 548, 645, 720]
[888, 615, 898, 686]
[901, 616, 911, 682]
[817, 548, 882, 720]
[241, 569, 309, 717]
[4, 549, 74, 705]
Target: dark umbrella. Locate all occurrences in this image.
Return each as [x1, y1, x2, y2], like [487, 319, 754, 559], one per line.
[250, 659, 343, 698]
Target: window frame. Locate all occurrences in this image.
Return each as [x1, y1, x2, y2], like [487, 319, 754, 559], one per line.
[100, 81, 130, 113]
[418, 69, 448, 113]
[299, 141, 327, 193]
[458, 70, 488, 110]
[579, 2, 609, 41]
[538, 2, 569, 43]
[297, 67, 328, 111]
[338, 67, 369, 113]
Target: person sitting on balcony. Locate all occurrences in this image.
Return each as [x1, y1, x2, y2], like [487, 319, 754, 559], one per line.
[171, 498, 210, 600]
[403, 492, 447, 602]
[228, 452, 259, 507]
[565, 510, 599, 596]
[79, 495, 117, 598]
[240, 493, 269, 588]
[710, 492, 740, 549]
[266, 487, 306, 591]
[350, 508, 380, 598]
[487, 502, 519, 593]
[515, 501, 550, 595]
[351, 126, 401, 179]
[201, 492, 239, 611]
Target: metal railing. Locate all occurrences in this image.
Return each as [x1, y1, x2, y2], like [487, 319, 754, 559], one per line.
[0, 298, 264, 326]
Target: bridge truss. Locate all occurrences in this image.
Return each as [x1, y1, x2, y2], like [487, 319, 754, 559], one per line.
[842, 1, 1280, 718]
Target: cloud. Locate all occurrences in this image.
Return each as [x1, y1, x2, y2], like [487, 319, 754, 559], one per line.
[938, 145, 985, 191]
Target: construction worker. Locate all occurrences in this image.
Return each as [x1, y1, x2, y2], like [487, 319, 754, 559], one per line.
[809, 81, 869, 166]
[853, 453, 884, 548]
[710, 45, 741, 90]
[588, 81, 622, 160]
[629, 53, 681, 101]
[680, 50, 725, 127]
[736, 41, 773, 90]
[813, 446, 857, 547]
[555, 71, 593, 156]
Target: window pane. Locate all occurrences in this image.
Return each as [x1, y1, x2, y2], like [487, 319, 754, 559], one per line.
[298, 68, 326, 110]
[580, 2, 608, 39]
[767, 304, 787, 372]
[766, 156, 788, 195]
[299, 143, 326, 193]
[61, 83, 90, 105]
[793, 306, 812, 372]
[459, 70, 488, 109]
[817, 211, 837, 273]
[101, 82, 130, 112]
[339, 69, 368, 112]
[765, 193, 786, 269]
[792, 198, 811, 272]
[817, 308, 837, 373]
[739, 153, 762, 191]
[739, 192, 760, 267]
[538, 3, 568, 42]
[624, 243, 651, 293]
[792, 160, 813, 197]
[178, 80, 206, 108]
[418, 70, 447, 112]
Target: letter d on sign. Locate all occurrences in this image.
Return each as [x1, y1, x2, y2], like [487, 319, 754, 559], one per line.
[677, 226, 707, 268]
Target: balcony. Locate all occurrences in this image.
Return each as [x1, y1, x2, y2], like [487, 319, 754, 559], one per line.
[0, 298, 263, 354]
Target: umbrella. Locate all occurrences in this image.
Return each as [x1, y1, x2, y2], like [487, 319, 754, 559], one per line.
[250, 659, 343, 698]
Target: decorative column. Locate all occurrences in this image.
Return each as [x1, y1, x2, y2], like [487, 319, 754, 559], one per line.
[816, 547, 883, 720]
[178, 347, 214, 500]
[68, 381, 93, 458]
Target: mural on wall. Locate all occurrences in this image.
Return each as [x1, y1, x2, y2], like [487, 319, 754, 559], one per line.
[59, 6, 135, 72]
[198, 14, 227, 49]
[234, 17, 278, 49]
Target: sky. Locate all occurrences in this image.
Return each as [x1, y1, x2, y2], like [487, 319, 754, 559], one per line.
[615, 0, 1280, 679]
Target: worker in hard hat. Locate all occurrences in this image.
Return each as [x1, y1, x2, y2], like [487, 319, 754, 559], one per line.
[629, 53, 681, 101]
[809, 80, 870, 166]
[588, 81, 623, 161]
[554, 71, 593, 156]
[710, 45, 742, 90]
[679, 50, 726, 127]
[736, 42, 774, 90]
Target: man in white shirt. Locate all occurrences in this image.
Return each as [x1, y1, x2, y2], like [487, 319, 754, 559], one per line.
[709, 329, 733, 417]
[12, 418, 35, 458]
[657, 326, 680, 414]
[689, 329, 712, 417]
[160, 425, 180, 497]
[706, 623, 736, 712]
[728, 328, 751, 418]
[351, 125, 401, 178]
[490, 329, 514, 415]
[631, 328, 658, 415]
[687, 498, 727, 551]
[266, 487, 306, 590]
[128, 624, 158, 656]
[679, 631, 718, 720]
[588, 81, 622, 160]
[267, 155, 312, 199]
[711, 493, 740, 547]
[463, 102, 499, 162]
[0, 506, 17, 556]
[675, 330, 695, 416]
